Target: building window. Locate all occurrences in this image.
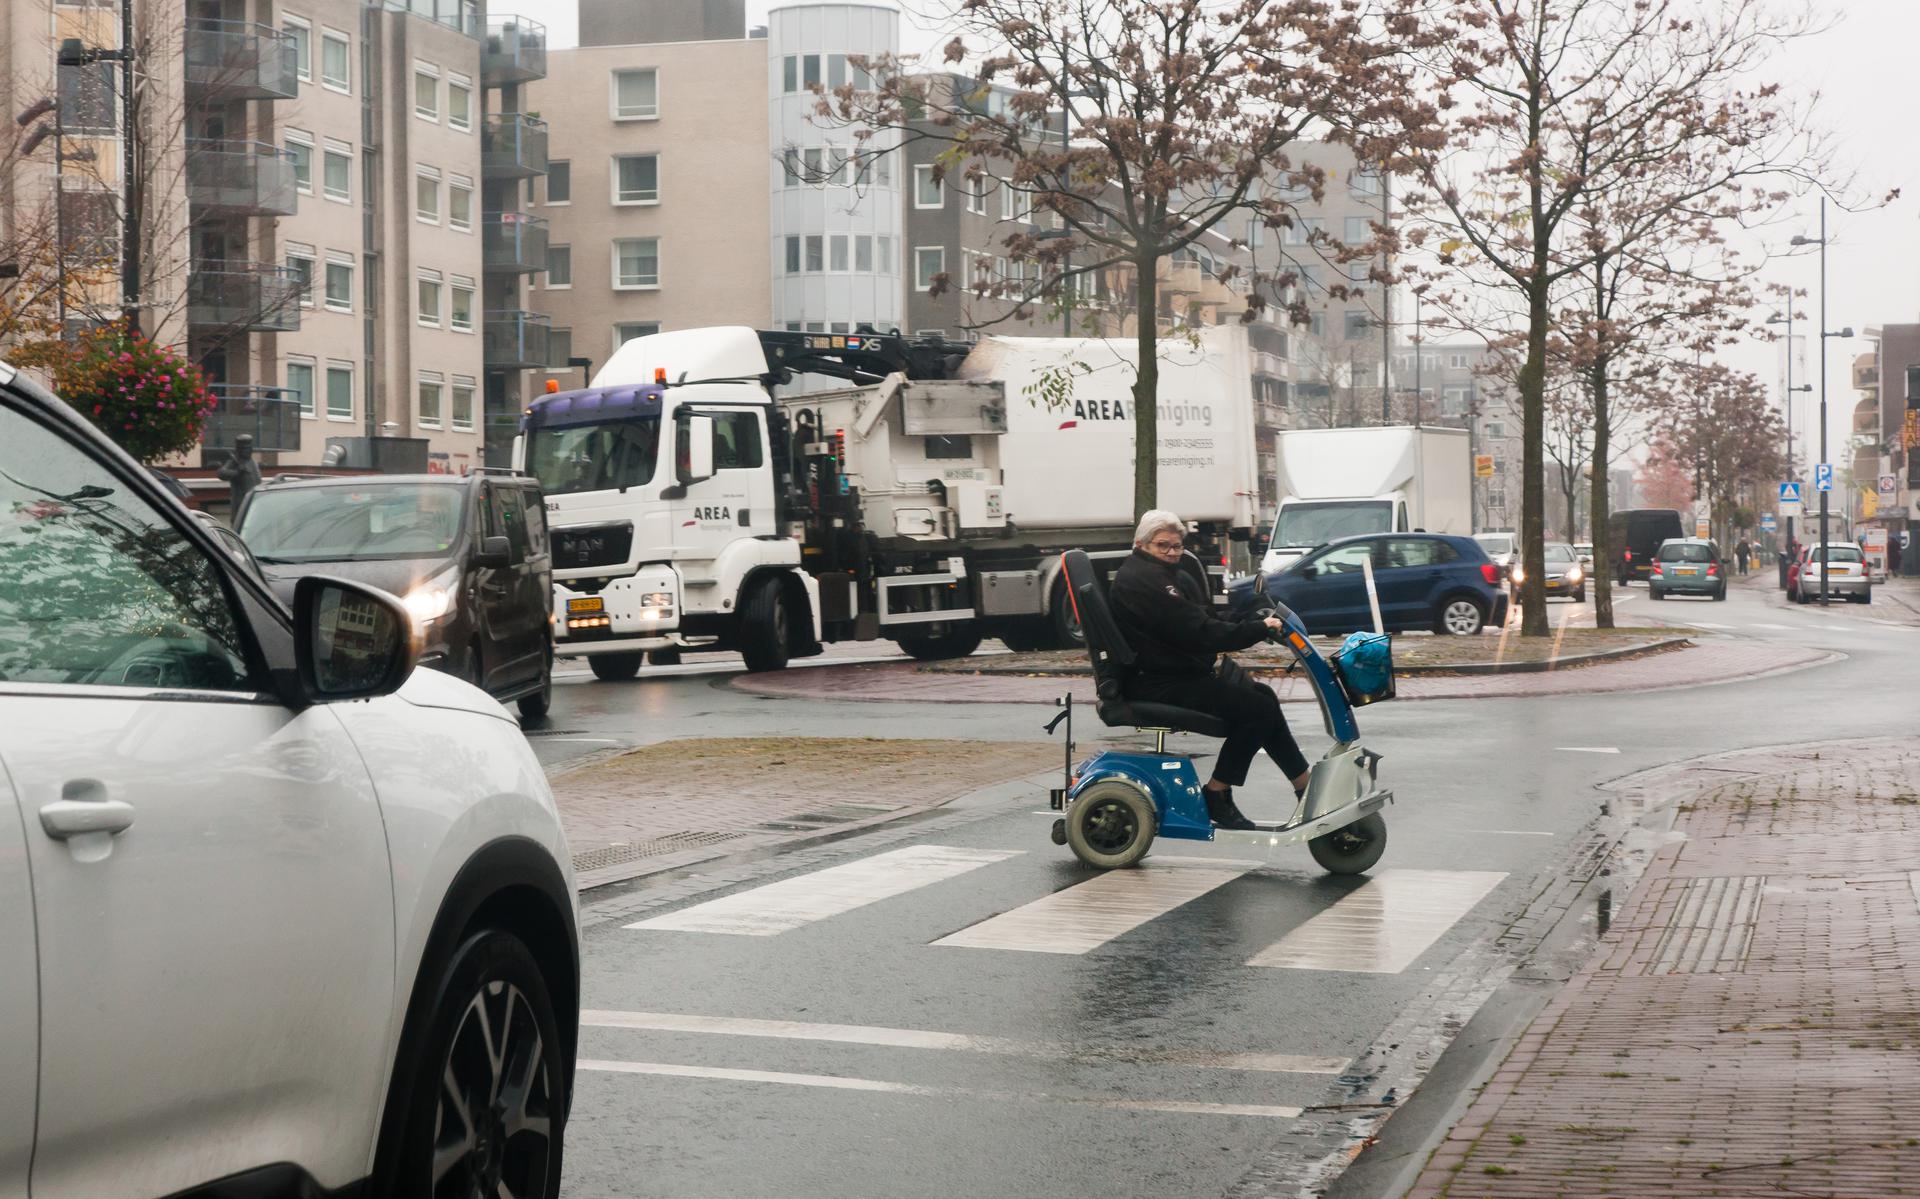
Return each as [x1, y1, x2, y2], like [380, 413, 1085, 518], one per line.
[1283, 216, 1322, 246]
[612, 68, 658, 119]
[451, 376, 475, 432]
[613, 238, 659, 289]
[828, 53, 847, 89]
[614, 322, 659, 349]
[1349, 169, 1382, 198]
[448, 178, 472, 231]
[1343, 216, 1369, 246]
[547, 329, 573, 371]
[782, 147, 802, 187]
[447, 76, 472, 130]
[876, 151, 892, 189]
[855, 235, 872, 272]
[1246, 218, 1265, 249]
[1343, 310, 1370, 340]
[876, 236, 893, 274]
[325, 361, 353, 420]
[546, 245, 571, 287]
[286, 133, 314, 194]
[320, 30, 349, 93]
[286, 248, 315, 308]
[830, 234, 848, 272]
[545, 161, 570, 204]
[612, 154, 659, 204]
[283, 17, 311, 82]
[784, 236, 801, 274]
[322, 145, 350, 202]
[323, 257, 352, 312]
[415, 168, 440, 224]
[1449, 352, 1469, 368]
[914, 246, 945, 292]
[914, 164, 942, 209]
[56, 63, 115, 135]
[417, 271, 442, 327]
[802, 147, 823, 181]
[414, 65, 438, 121]
[418, 373, 444, 428]
[1001, 182, 1030, 223]
[802, 54, 821, 89]
[285, 357, 315, 416]
[965, 176, 986, 215]
[450, 279, 474, 331]
[782, 55, 798, 93]
[805, 235, 823, 273]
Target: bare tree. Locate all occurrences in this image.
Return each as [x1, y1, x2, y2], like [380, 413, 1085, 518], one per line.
[816, 0, 1447, 518]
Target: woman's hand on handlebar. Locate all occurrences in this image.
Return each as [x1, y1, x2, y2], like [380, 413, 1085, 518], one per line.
[1261, 616, 1287, 633]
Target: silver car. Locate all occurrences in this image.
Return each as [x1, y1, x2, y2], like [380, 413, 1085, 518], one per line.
[1793, 542, 1871, 603]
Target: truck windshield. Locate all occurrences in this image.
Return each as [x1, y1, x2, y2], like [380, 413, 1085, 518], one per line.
[1272, 501, 1392, 549]
[525, 418, 661, 497]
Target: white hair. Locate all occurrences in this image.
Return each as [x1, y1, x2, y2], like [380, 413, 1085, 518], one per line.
[1133, 509, 1185, 547]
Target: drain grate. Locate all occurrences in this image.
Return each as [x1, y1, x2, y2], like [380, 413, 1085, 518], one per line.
[572, 830, 752, 872]
[1648, 875, 1765, 974]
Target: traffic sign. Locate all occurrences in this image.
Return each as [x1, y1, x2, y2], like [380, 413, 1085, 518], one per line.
[1761, 514, 1777, 531]
[1814, 464, 1833, 492]
[1880, 474, 1898, 494]
[1778, 481, 1802, 504]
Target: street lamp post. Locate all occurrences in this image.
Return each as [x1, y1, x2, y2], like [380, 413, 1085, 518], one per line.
[1791, 198, 1855, 606]
[1765, 310, 1813, 587]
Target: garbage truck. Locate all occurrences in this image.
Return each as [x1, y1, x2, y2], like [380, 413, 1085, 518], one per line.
[513, 325, 1262, 677]
[1258, 426, 1473, 575]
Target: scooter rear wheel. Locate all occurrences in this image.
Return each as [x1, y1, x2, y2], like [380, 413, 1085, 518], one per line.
[1065, 781, 1156, 870]
[1308, 814, 1387, 875]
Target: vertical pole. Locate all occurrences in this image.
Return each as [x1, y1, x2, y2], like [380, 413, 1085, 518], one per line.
[1818, 198, 1829, 605]
[119, 0, 138, 332]
[1378, 172, 1391, 425]
[1412, 291, 1421, 427]
[1783, 308, 1793, 585]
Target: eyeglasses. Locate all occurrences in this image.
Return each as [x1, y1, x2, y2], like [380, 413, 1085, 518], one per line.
[1146, 539, 1184, 552]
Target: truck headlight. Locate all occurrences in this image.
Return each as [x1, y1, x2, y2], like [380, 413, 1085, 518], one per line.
[641, 591, 673, 607]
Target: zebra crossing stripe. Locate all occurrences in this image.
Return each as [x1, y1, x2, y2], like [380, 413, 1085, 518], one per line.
[626, 845, 1022, 936]
[932, 857, 1252, 955]
[1246, 869, 1507, 973]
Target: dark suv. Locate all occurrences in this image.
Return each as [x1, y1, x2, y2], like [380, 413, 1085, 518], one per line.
[1233, 533, 1509, 635]
[236, 471, 555, 718]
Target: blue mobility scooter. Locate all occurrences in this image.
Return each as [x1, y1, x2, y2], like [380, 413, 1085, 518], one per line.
[1046, 549, 1395, 874]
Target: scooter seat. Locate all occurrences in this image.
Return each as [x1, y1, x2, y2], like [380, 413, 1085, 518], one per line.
[1097, 699, 1231, 740]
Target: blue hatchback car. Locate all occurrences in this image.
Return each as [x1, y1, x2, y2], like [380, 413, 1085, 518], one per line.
[1231, 533, 1509, 636]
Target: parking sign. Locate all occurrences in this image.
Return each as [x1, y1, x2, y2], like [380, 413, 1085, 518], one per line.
[1814, 464, 1833, 492]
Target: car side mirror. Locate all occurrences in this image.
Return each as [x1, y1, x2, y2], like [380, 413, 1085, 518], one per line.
[474, 534, 512, 568]
[677, 414, 716, 486]
[1297, 563, 1318, 580]
[293, 575, 417, 703]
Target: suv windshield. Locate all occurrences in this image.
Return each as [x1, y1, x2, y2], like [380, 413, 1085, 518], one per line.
[240, 483, 466, 562]
[526, 418, 661, 496]
[1273, 501, 1391, 549]
[1659, 543, 1712, 563]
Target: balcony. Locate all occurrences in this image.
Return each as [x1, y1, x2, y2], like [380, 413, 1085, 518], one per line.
[186, 140, 297, 216]
[482, 18, 547, 86]
[188, 263, 304, 333]
[1157, 259, 1203, 296]
[185, 20, 297, 101]
[1254, 401, 1287, 429]
[1853, 358, 1879, 392]
[378, 0, 481, 38]
[201, 386, 303, 453]
[481, 113, 548, 180]
[1251, 350, 1286, 378]
[482, 211, 549, 274]
[484, 310, 551, 369]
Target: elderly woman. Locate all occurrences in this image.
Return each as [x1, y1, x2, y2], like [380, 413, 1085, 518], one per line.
[1107, 510, 1311, 830]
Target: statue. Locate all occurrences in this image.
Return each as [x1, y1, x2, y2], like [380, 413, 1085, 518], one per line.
[218, 433, 263, 515]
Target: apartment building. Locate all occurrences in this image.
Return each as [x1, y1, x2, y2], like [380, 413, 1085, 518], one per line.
[1388, 340, 1521, 533]
[522, 18, 769, 385]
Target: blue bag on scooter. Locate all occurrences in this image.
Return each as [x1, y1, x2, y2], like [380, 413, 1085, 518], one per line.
[1331, 632, 1394, 706]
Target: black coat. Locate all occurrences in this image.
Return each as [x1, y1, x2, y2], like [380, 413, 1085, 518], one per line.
[1108, 549, 1268, 679]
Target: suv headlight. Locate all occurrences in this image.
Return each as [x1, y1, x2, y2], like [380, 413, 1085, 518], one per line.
[404, 570, 460, 627]
[1566, 564, 1583, 582]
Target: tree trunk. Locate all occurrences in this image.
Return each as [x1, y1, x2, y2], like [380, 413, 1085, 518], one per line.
[1591, 355, 1615, 629]
[1131, 251, 1159, 520]
[1517, 276, 1549, 636]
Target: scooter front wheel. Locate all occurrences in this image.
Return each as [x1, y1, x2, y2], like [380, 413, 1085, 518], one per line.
[1065, 780, 1156, 869]
[1309, 813, 1387, 875]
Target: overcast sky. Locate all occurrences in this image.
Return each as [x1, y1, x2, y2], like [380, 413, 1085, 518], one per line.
[501, 0, 1919, 474]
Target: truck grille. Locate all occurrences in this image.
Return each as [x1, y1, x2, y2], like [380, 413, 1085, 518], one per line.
[552, 522, 633, 571]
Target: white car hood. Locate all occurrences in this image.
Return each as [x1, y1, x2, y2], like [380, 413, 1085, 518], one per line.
[396, 665, 516, 723]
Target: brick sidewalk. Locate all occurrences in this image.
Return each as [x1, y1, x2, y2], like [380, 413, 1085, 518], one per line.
[728, 640, 1837, 706]
[550, 737, 1067, 888]
[1406, 741, 1920, 1197]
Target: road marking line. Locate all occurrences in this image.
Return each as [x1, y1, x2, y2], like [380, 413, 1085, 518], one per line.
[578, 1059, 1302, 1118]
[1556, 746, 1620, 754]
[626, 845, 1021, 936]
[1909, 872, 1920, 915]
[1458, 829, 1555, 837]
[932, 859, 1250, 954]
[1751, 623, 1794, 630]
[1247, 869, 1507, 973]
[581, 1009, 1350, 1074]
[1688, 621, 1734, 630]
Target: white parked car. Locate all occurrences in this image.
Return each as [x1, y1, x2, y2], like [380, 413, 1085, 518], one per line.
[0, 365, 578, 1198]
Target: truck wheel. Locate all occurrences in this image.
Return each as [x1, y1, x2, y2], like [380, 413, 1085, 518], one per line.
[1065, 781, 1156, 869]
[892, 627, 983, 661]
[996, 620, 1048, 653]
[1046, 577, 1084, 649]
[739, 580, 790, 672]
[588, 652, 642, 682]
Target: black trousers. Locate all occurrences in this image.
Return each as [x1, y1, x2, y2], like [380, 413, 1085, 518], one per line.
[1128, 671, 1311, 786]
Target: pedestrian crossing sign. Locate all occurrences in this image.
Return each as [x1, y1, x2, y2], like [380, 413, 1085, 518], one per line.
[1778, 481, 1801, 504]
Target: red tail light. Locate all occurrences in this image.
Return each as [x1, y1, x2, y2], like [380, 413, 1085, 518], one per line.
[1651, 562, 1664, 575]
[1625, 549, 1633, 561]
[1479, 563, 1499, 584]
[1707, 563, 1719, 576]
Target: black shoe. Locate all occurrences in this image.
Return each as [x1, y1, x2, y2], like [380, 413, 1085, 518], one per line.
[1205, 786, 1257, 831]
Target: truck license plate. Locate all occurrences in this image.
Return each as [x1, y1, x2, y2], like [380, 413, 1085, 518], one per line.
[567, 597, 605, 614]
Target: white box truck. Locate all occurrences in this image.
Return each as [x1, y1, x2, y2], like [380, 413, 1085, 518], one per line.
[1258, 426, 1473, 575]
[513, 325, 1263, 677]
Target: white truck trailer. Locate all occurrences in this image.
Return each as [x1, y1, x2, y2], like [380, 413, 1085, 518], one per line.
[513, 325, 1261, 676]
[1258, 426, 1473, 575]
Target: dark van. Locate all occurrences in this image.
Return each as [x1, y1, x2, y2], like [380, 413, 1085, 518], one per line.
[236, 470, 555, 718]
[1608, 508, 1686, 584]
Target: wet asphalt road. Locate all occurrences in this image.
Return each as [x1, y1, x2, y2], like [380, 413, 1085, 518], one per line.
[542, 580, 1917, 1198]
